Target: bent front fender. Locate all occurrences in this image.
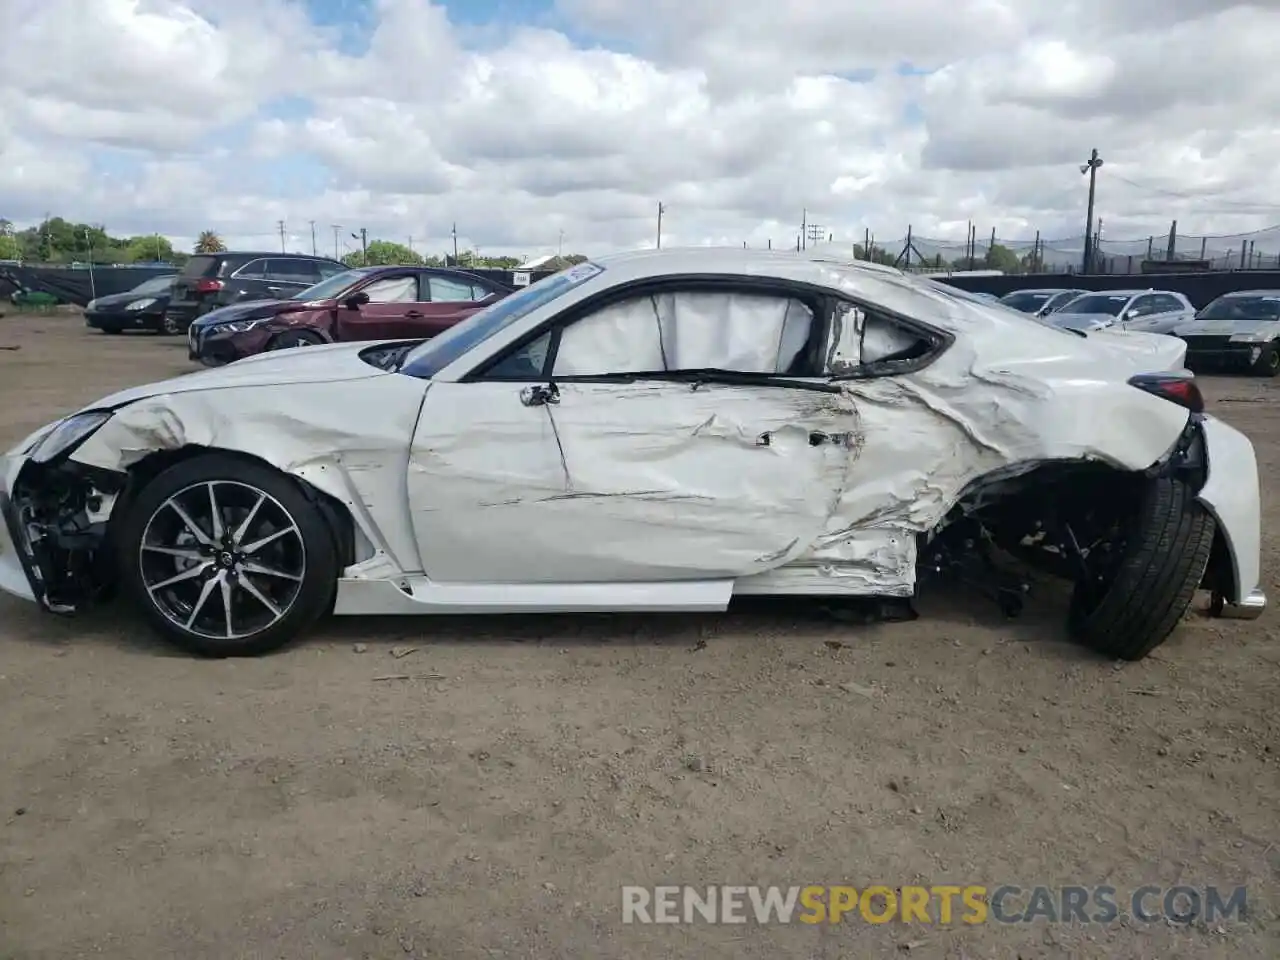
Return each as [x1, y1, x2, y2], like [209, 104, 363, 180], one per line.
[1195, 414, 1263, 608]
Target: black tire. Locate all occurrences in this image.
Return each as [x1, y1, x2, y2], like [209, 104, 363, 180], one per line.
[116, 453, 338, 657]
[1068, 475, 1215, 660]
[268, 330, 325, 351]
[99, 327, 122, 335]
[1253, 342, 1280, 377]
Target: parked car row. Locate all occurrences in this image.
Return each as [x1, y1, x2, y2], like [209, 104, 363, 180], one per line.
[995, 285, 1280, 376]
[83, 250, 517, 365]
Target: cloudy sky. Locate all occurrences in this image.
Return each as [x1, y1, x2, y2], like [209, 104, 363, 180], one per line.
[3, 0, 1280, 260]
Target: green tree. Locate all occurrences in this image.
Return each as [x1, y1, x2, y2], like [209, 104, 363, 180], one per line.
[984, 242, 1022, 273]
[342, 239, 423, 267]
[121, 235, 176, 263]
[853, 243, 898, 266]
[195, 230, 226, 254]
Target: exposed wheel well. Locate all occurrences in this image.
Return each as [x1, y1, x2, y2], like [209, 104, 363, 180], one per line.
[116, 446, 357, 568]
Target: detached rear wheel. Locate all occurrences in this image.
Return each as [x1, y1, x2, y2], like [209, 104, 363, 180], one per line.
[1068, 475, 1215, 660]
[118, 454, 338, 657]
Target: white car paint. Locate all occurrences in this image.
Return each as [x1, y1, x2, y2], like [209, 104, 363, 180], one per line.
[0, 248, 1264, 618]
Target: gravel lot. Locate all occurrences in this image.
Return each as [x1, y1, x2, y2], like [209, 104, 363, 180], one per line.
[0, 314, 1276, 959]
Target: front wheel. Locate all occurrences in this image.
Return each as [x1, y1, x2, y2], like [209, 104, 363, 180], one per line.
[1068, 475, 1215, 660]
[117, 454, 339, 657]
[1252, 342, 1280, 377]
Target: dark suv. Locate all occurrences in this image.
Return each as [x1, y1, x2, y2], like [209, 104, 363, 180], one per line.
[161, 252, 347, 333]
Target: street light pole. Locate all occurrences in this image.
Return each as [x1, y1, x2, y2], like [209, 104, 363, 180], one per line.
[1080, 148, 1103, 274]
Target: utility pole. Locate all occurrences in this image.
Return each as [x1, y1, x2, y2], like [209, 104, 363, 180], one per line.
[656, 203, 665, 249]
[408, 235, 414, 256]
[309, 220, 317, 256]
[360, 227, 368, 264]
[1080, 148, 1103, 273]
[278, 220, 286, 253]
[451, 223, 459, 263]
[801, 208, 807, 250]
[558, 229, 564, 258]
[331, 224, 341, 260]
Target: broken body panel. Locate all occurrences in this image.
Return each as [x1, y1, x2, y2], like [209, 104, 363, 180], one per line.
[0, 249, 1264, 625]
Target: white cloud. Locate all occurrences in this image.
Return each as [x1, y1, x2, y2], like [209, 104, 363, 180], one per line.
[1, 0, 1279, 259]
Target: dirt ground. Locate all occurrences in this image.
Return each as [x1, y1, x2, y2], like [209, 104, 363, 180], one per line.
[0, 313, 1276, 960]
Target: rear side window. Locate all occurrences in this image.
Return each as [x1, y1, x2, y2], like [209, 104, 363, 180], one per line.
[268, 259, 322, 283]
[429, 275, 489, 302]
[181, 255, 221, 278]
[317, 262, 346, 279]
[236, 259, 269, 279]
[1153, 294, 1186, 313]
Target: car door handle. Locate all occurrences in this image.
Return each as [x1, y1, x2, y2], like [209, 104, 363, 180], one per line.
[404, 310, 424, 319]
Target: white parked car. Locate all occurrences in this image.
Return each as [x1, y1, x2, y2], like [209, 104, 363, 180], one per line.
[1050, 289, 1196, 334]
[0, 250, 1264, 659]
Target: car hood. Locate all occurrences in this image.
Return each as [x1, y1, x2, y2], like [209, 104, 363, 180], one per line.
[85, 340, 391, 412]
[1052, 312, 1121, 331]
[192, 299, 308, 328]
[87, 289, 169, 310]
[1174, 316, 1280, 336]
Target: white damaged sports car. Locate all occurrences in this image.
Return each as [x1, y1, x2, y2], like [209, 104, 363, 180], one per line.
[0, 250, 1266, 658]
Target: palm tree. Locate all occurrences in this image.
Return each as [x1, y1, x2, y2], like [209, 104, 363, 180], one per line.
[195, 230, 226, 254]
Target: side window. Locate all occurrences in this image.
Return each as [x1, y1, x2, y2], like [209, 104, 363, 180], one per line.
[1156, 294, 1186, 313]
[1128, 296, 1158, 317]
[317, 262, 346, 279]
[485, 332, 553, 379]
[268, 259, 321, 284]
[826, 301, 937, 373]
[429, 276, 485, 302]
[550, 290, 815, 377]
[235, 259, 268, 279]
[362, 276, 418, 303]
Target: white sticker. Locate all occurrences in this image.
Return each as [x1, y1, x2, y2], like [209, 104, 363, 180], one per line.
[512, 271, 531, 287]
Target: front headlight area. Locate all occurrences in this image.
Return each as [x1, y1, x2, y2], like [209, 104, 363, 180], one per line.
[29, 410, 113, 464]
[1229, 331, 1274, 343]
[218, 318, 268, 334]
[10, 410, 126, 613]
[125, 297, 157, 311]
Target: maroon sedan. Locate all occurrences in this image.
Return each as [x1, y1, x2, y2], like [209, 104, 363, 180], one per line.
[187, 265, 512, 366]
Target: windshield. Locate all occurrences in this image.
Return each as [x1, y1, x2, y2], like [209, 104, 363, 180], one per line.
[999, 291, 1055, 313]
[129, 274, 176, 295]
[291, 267, 375, 301]
[1200, 295, 1280, 321]
[400, 261, 606, 377]
[922, 279, 1083, 335]
[1058, 293, 1131, 316]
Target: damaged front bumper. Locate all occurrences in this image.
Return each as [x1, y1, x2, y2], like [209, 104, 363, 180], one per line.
[0, 448, 125, 614]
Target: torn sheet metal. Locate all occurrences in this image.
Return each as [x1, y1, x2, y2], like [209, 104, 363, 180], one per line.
[408, 379, 859, 584]
[68, 346, 431, 580]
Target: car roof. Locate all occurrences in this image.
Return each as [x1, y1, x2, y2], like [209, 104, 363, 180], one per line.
[1218, 289, 1280, 298]
[209, 251, 344, 262]
[354, 264, 507, 284]
[576, 247, 1088, 334]
[1005, 288, 1082, 295]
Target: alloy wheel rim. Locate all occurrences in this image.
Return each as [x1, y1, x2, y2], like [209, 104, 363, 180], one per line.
[139, 480, 306, 640]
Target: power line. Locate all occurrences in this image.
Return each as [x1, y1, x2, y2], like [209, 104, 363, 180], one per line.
[1109, 173, 1280, 210]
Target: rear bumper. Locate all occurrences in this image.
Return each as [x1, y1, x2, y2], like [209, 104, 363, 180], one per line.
[85, 310, 164, 332]
[1195, 414, 1265, 613]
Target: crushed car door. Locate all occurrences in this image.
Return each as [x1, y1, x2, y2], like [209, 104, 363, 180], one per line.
[418, 286, 861, 584]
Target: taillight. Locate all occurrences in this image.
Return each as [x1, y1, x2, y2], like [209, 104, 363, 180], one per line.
[1128, 372, 1204, 414]
[194, 278, 224, 293]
